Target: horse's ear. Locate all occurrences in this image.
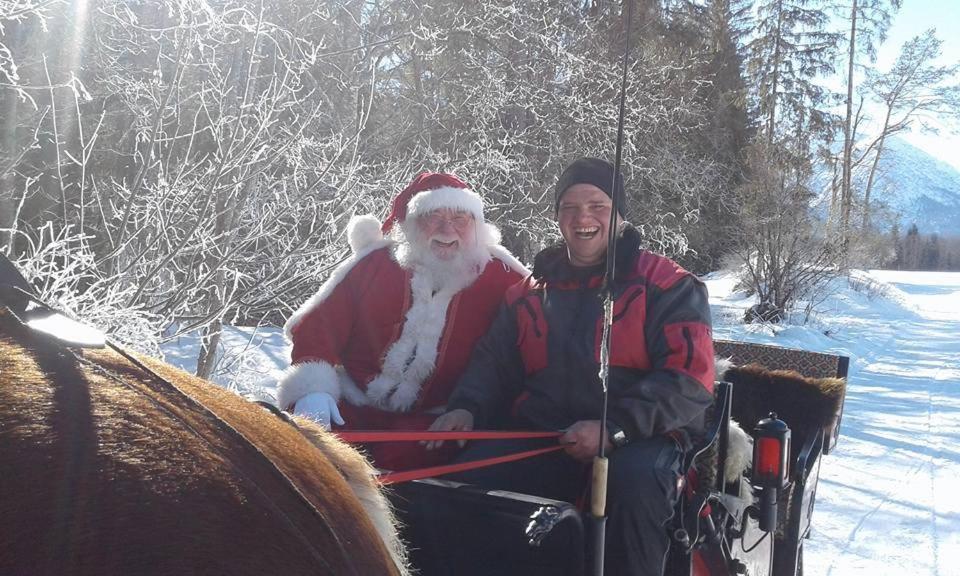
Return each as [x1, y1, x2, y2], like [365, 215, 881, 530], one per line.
[0, 254, 33, 314]
[0, 254, 105, 349]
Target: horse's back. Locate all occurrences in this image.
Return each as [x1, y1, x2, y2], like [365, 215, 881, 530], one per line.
[0, 312, 398, 575]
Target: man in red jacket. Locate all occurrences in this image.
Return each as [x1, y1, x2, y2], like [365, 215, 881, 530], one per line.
[431, 158, 715, 575]
[279, 172, 526, 471]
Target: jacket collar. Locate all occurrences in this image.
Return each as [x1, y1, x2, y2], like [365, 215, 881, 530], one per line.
[532, 224, 642, 283]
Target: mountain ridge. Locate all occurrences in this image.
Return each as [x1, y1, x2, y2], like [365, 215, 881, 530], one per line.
[816, 137, 960, 236]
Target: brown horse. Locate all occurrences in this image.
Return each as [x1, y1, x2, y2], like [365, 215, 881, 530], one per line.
[0, 305, 407, 575]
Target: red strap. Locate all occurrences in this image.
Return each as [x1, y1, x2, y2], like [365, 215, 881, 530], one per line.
[332, 429, 567, 485]
[335, 429, 562, 443]
[377, 444, 566, 485]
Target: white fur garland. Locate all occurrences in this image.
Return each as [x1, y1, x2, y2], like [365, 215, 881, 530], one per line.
[365, 265, 468, 411]
[276, 360, 341, 410]
[715, 356, 734, 381]
[724, 419, 754, 484]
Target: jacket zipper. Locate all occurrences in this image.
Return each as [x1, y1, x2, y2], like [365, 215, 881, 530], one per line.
[682, 326, 694, 370]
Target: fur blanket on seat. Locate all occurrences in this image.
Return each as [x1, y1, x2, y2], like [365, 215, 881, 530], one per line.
[724, 364, 846, 462]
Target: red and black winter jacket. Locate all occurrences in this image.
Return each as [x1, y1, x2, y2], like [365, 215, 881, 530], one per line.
[448, 225, 715, 448]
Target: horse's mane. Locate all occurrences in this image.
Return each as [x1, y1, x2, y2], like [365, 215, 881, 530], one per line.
[0, 308, 400, 575]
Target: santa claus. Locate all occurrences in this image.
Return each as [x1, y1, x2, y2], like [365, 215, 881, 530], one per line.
[278, 172, 527, 470]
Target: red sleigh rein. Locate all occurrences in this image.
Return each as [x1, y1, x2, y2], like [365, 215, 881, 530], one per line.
[334, 430, 566, 485]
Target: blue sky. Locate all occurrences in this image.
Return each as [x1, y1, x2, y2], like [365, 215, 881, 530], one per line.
[875, 0, 960, 70]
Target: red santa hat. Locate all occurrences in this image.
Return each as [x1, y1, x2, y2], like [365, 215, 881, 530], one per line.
[347, 172, 485, 252]
[383, 172, 484, 233]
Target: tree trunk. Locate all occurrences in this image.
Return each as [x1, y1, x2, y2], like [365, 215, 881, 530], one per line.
[0, 93, 19, 254]
[840, 0, 858, 250]
[829, 157, 840, 231]
[196, 320, 222, 380]
[861, 104, 893, 230]
[766, 0, 784, 145]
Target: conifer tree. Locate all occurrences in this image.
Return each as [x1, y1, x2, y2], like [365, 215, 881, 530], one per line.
[734, 0, 841, 318]
[838, 0, 901, 248]
[746, 0, 839, 147]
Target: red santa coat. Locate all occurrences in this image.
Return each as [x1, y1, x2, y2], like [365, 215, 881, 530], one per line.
[280, 238, 525, 471]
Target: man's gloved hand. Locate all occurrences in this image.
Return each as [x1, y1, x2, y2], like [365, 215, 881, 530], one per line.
[293, 392, 345, 430]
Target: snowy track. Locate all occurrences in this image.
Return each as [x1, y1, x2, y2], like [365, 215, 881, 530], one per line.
[805, 272, 960, 576]
[705, 271, 960, 576]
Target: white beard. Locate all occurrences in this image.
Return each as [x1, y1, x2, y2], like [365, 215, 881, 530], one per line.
[394, 225, 489, 294]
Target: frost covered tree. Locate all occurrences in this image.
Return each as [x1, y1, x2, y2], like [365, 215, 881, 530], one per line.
[0, 0, 68, 253]
[663, 0, 751, 271]
[1, 0, 751, 370]
[734, 0, 842, 320]
[0, 0, 403, 376]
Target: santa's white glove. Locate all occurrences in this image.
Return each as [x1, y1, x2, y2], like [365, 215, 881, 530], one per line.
[293, 392, 345, 430]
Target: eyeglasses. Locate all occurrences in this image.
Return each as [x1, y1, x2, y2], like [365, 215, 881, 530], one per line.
[420, 212, 475, 231]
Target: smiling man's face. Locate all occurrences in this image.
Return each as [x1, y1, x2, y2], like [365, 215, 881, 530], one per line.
[557, 184, 614, 267]
[415, 208, 477, 261]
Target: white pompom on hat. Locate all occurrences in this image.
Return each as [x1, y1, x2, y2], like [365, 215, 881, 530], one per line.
[346, 214, 384, 253]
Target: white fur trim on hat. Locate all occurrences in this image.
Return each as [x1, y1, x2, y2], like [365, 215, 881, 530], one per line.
[406, 185, 484, 222]
[277, 360, 341, 410]
[347, 214, 384, 253]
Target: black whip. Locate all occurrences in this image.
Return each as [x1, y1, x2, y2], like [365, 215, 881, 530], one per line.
[591, 1, 634, 575]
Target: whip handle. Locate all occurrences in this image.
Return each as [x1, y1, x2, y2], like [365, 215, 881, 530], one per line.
[591, 455, 609, 517]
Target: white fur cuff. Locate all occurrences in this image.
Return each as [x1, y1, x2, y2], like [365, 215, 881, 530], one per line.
[277, 361, 341, 410]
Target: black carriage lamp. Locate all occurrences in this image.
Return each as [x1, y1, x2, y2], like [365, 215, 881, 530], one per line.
[751, 412, 791, 533]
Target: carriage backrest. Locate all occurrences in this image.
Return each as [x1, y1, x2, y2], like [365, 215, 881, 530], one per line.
[714, 339, 849, 380]
[715, 339, 848, 455]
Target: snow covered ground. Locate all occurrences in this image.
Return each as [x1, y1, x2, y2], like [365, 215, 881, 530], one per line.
[162, 269, 960, 575]
[706, 269, 960, 576]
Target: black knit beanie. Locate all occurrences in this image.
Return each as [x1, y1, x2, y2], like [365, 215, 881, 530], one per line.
[554, 157, 626, 216]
